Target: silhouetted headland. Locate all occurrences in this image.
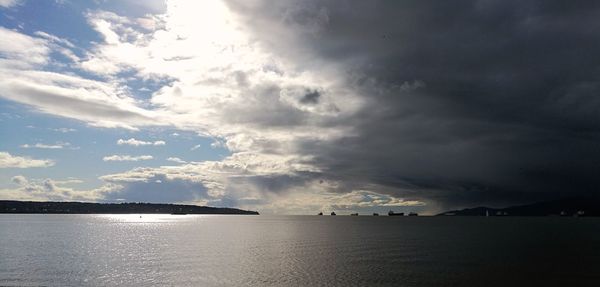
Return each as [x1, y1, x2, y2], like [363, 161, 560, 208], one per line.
[0, 200, 259, 215]
[438, 197, 600, 217]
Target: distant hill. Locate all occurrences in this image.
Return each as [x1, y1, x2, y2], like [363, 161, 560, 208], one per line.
[0, 200, 259, 215]
[438, 197, 600, 217]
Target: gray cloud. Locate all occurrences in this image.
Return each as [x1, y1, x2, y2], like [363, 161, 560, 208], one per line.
[299, 90, 320, 105]
[223, 0, 600, 209]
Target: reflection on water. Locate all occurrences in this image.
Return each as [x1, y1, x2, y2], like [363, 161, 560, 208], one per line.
[1, 215, 600, 286]
[97, 213, 207, 223]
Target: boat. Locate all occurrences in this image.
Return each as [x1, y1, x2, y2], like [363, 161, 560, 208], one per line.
[408, 212, 418, 216]
[350, 213, 358, 216]
[373, 213, 379, 216]
[318, 212, 323, 215]
[331, 212, 336, 216]
[388, 211, 404, 216]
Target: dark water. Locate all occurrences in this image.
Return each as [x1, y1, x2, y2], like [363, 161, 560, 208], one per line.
[1, 215, 600, 286]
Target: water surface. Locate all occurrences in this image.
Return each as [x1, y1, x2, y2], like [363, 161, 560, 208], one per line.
[1, 215, 599, 286]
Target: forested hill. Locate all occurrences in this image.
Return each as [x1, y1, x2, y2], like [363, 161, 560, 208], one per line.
[438, 197, 600, 217]
[0, 200, 259, 215]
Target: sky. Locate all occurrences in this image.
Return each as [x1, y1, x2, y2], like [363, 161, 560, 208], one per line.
[1, 0, 599, 214]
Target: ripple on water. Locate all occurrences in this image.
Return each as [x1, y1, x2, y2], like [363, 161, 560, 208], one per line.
[2, 215, 600, 286]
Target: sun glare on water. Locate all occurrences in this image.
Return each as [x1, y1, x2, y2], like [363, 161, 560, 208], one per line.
[97, 214, 205, 223]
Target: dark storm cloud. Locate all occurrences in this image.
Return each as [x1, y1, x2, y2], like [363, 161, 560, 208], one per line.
[225, 0, 600, 209]
[299, 90, 320, 105]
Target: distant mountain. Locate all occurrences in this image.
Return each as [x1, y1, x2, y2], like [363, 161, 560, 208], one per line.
[0, 200, 259, 215]
[438, 197, 600, 217]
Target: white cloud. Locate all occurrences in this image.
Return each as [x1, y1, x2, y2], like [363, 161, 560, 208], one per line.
[102, 154, 153, 161]
[34, 30, 80, 62]
[0, 151, 54, 168]
[0, 70, 160, 130]
[1, 3, 356, 138]
[0, 27, 161, 130]
[74, 2, 361, 134]
[117, 138, 165, 146]
[33, 31, 75, 48]
[190, 144, 201, 151]
[3, 175, 119, 201]
[20, 142, 71, 149]
[0, 0, 21, 9]
[0, 2, 383, 212]
[166, 157, 187, 164]
[51, 127, 77, 133]
[0, 27, 49, 68]
[210, 140, 225, 149]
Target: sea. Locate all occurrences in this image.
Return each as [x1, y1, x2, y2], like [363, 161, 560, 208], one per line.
[1, 214, 600, 286]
